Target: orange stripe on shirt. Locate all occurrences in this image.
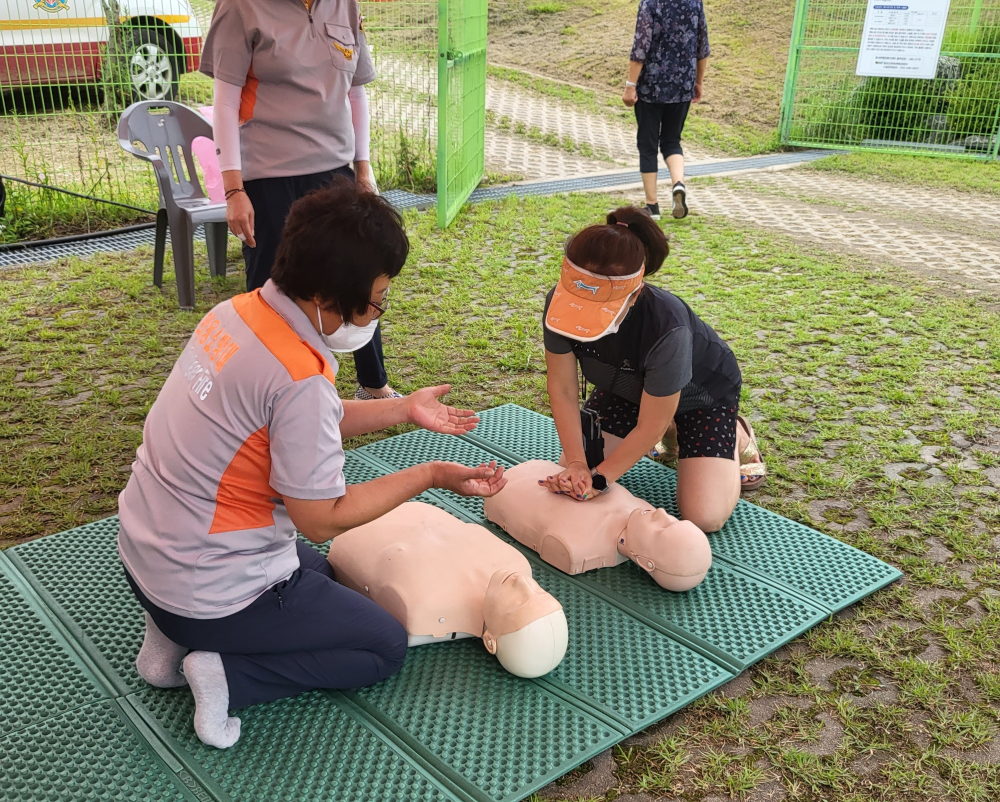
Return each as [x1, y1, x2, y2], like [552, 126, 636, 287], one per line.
[209, 426, 277, 534]
[239, 63, 258, 125]
[231, 290, 335, 384]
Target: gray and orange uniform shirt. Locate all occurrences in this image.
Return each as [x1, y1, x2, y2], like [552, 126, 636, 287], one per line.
[199, 0, 376, 181]
[118, 280, 346, 619]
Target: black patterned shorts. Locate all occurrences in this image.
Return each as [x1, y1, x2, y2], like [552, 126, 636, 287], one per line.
[584, 390, 739, 460]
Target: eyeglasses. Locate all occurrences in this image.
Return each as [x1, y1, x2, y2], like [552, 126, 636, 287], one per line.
[368, 287, 390, 319]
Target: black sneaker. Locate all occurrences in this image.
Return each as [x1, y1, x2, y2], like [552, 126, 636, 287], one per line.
[672, 183, 688, 219]
[645, 202, 661, 220]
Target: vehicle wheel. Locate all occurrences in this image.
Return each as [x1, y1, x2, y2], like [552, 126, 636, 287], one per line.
[122, 28, 179, 102]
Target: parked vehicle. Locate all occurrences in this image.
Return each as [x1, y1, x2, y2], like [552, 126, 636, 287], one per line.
[0, 1, 202, 101]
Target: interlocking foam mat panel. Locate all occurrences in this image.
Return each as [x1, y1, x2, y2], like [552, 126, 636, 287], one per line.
[1, 405, 901, 802]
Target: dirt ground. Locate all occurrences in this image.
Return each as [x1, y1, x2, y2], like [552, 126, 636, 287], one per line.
[487, 0, 794, 133]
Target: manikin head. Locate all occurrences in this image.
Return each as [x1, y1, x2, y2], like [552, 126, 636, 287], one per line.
[618, 508, 712, 591]
[482, 570, 568, 678]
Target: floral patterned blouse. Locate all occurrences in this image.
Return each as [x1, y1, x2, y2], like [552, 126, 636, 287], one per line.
[630, 0, 711, 105]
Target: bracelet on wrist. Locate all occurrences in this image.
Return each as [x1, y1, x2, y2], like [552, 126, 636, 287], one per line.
[625, 81, 637, 88]
[224, 187, 246, 200]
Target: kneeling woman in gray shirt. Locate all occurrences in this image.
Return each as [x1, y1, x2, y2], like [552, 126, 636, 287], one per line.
[540, 207, 765, 532]
[119, 180, 505, 749]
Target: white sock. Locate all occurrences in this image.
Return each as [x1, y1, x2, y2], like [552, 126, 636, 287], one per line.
[183, 651, 241, 749]
[136, 612, 188, 688]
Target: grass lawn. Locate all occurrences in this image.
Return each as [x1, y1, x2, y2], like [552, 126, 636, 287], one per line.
[2, 192, 1000, 798]
[806, 152, 1000, 197]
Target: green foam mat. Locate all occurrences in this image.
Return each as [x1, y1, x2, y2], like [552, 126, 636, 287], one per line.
[579, 561, 825, 671]
[1, 701, 204, 802]
[2, 404, 901, 802]
[528, 567, 732, 729]
[349, 640, 620, 802]
[0, 558, 107, 736]
[130, 688, 460, 802]
[5, 516, 146, 696]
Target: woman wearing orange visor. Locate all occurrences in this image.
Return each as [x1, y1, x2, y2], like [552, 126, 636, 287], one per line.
[540, 206, 765, 533]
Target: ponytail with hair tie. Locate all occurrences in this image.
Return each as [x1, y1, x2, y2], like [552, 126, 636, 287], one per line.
[566, 204, 669, 277]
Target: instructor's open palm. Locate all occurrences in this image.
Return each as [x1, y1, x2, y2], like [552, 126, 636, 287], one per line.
[435, 461, 507, 497]
[407, 385, 480, 434]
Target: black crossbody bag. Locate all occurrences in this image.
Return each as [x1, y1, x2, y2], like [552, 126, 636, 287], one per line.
[579, 340, 622, 470]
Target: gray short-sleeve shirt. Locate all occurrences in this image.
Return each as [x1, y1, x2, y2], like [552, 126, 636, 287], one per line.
[201, 0, 376, 180]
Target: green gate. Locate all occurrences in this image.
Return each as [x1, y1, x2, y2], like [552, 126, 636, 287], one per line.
[436, 0, 487, 228]
[780, 0, 1000, 159]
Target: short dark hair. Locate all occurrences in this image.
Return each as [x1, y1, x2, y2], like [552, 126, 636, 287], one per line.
[271, 177, 410, 321]
[565, 205, 669, 277]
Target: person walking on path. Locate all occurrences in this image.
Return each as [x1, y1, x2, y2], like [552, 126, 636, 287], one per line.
[200, 0, 401, 400]
[623, 0, 710, 220]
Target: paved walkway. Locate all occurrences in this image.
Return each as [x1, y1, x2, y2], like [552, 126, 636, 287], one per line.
[483, 76, 711, 179]
[685, 171, 1000, 289]
[479, 75, 999, 290]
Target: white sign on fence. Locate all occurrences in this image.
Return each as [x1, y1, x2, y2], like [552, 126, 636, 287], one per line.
[856, 0, 952, 79]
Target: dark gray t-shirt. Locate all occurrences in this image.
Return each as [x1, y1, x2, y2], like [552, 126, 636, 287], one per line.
[544, 285, 740, 414]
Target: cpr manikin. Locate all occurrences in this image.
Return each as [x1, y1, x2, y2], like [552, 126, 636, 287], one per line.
[484, 460, 711, 591]
[328, 502, 568, 678]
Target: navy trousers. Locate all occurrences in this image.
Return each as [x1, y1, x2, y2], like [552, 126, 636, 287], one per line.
[634, 100, 691, 174]
[242, 166, 389, 390]
[124, 541, 408, 709]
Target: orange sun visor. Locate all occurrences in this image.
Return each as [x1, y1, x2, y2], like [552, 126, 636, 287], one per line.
[544, 258, 645, 342]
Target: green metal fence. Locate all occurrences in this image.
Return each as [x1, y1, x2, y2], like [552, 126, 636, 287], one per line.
[363, 0, 438, 195]
[0, 0, 485, 240]
[435, 0, 486, 228]
[780, 0, 1000, 159]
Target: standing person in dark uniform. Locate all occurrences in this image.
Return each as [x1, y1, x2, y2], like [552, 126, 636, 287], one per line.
[623, 0, 710, 220]
[540, 206, 766, 534]
[201, 0, 401, 399]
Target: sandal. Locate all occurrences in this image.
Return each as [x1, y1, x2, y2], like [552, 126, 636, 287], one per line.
[737, 414, 767, 491]
[648, 440, 679, 463]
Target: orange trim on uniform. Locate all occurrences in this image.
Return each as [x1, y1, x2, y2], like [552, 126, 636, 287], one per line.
[231, 290, 335, 384]
[209, 426, 277, 534]
[239, 63, 258, 125]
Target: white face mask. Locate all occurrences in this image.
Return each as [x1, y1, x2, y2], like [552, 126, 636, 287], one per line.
[316, 304, 379, 353]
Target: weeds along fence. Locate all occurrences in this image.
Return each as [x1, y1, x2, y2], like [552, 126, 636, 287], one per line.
[0, 0, 450, 241]
[780, 0, 1000, 158]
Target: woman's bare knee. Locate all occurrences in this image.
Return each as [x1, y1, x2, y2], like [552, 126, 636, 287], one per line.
[677, 499, 733, 534]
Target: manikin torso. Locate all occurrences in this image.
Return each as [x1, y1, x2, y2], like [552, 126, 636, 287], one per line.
[328, 502, 568, 677]
[484, 460, 712, 591]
